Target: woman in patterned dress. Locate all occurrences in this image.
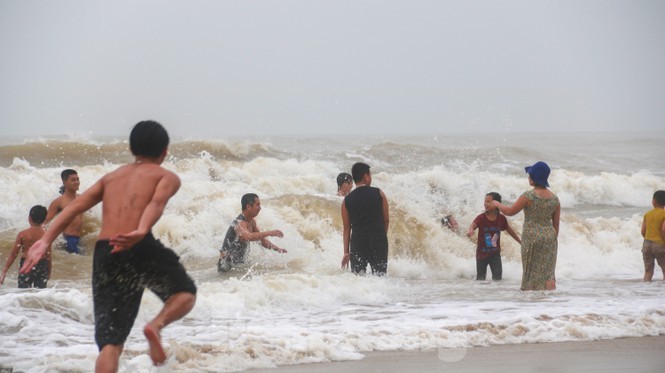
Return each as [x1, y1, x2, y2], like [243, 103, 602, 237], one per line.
[492, 161, 561, 290]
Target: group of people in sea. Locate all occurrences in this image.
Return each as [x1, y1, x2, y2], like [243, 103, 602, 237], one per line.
[334, 160, 562, 291]
[1, 168, 84, 288]
[1, 120, 664, 372]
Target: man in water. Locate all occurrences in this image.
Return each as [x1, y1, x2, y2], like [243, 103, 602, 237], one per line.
[21, 120, 197, 372]
[217, 193, 287, 272]
[341, 162, 390, 275]
[45, 169, 84, 254]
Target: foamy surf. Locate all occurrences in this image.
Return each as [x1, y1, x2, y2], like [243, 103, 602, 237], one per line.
[1, 132, 664, 372]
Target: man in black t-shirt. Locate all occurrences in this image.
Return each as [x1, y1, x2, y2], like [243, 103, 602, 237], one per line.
[341, 162, 390, 275]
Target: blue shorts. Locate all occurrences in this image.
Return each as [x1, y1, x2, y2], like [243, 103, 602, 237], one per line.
[64, 235, 81, 254]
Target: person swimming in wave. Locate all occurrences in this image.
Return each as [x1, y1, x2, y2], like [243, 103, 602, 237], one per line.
[217, 193, 287, 272]
[336, 172, 353, 197]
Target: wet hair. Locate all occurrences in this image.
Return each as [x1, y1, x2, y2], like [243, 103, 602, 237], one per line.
[351, 162, 370, 183]
[336, 173, 352, 189]
[654, 190, 665, 206]
[129, 120, 170, 158]
[61, 169, 77, 182]
[486, 192, 502, 203]
[59, 169, 78, 194]
[29, 205, 47, 224]
[241, 193, 259, 210]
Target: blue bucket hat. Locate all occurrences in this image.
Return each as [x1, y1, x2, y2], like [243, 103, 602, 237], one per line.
[525, 161, 550, 188]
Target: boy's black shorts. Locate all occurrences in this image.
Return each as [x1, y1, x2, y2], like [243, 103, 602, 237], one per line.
[92, 232, 197, 350]
[18, 258, 48, 288]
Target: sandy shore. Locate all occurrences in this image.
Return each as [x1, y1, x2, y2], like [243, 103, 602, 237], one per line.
[250, 335, 665, 373]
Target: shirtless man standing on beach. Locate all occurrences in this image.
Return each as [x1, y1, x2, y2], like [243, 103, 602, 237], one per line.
[21, 120, 197, 372]
[45, 169, 84, 254]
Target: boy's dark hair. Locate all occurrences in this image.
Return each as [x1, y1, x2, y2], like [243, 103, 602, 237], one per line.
[351, 162, 370, 183]
[241, 193, 259, 210]
[29, 205, 47, 224]
[61, 169, 77, 182]
[654, 190, 665, 206]
[336, 173, 352, 189]
[130, 120, 170, 158]
[486, 192, 502, 203]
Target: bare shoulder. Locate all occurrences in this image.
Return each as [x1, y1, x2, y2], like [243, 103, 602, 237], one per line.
[49, 194, 65, 207]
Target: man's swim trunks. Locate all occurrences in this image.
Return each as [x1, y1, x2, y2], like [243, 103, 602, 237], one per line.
[92, 232, 197, 350]
[63, 234, 81, 254]
[18, 258, 48, 288]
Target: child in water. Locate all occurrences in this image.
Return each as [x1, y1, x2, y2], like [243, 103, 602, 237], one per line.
[641, 190, 665, 281]
[0, 205, 51, 288]
[467, 192, 520, 281]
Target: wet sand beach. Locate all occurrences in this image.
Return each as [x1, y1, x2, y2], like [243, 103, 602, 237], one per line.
[250, 336, 665, 373]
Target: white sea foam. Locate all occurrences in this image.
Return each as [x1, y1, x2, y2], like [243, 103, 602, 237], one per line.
[0, 132, 664, 372]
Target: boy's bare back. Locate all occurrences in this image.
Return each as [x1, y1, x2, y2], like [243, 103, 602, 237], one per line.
[17, 226, 47, 257]
[97, 161, 180, 241]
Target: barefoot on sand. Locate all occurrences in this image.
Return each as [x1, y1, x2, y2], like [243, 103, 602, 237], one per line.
[144, 324, 167, 365]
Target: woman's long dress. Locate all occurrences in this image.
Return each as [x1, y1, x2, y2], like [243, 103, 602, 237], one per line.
[520, 189, 560, 290]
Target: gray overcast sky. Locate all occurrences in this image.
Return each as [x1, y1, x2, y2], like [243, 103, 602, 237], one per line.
[1, 0, 663, 138]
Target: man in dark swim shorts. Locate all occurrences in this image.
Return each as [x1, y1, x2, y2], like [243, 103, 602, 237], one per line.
[93, 233, 196, 349]
[22, 121, 196, 372]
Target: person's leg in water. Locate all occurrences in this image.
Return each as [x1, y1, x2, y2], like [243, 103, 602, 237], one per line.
[96, 344, 123, 373]
[643, 241, 655, 282]
[143, 292, 196, 365]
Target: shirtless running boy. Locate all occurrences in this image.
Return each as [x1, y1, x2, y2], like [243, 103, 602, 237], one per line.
[21, 120, 197, 372]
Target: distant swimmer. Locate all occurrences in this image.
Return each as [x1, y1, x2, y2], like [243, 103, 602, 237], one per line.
[0, 205, 51, 288]
[20, 121, 197, 371]
[336, 172, 353, 197]
[217, 193, 287, 273]
[45, 169, 84, 254]
[440, 214, 459, 232]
